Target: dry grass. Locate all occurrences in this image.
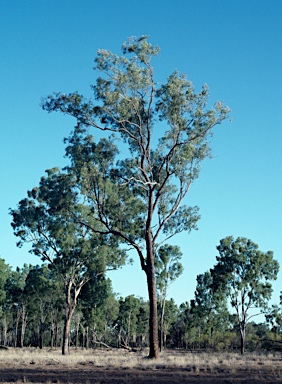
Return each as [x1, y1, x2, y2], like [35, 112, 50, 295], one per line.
[0, 348, 281, 383]
[0, 347, 281, 369]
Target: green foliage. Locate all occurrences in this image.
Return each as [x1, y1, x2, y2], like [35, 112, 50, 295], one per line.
[115, 295, 147, 347]
[266, 292, 282, 336]
[136, 299, 149, 343]
[0, 258, 11, 304]
[24, 265, 63, 313]
[159, 298, 179, 347]
[23, 264, 64, 348]
[190, 271, 231, 345]
[79, 278, 119, 347]
[10, 168, 126, 283]
[3, 264, 33, 347]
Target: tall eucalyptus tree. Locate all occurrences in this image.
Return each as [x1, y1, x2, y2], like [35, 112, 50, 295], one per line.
[42, 36, 230, 358]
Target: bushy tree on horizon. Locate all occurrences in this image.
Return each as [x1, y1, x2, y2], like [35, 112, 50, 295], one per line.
[210, 236, 279, 354]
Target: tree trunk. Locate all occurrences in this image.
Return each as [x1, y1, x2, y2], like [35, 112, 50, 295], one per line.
[50, 314, 55, 349]
[61, 279, 83, 355]
[146, 252, 159, 359]
[62, 312, 73, 355]
[20, 305, 27, 348]
[14, 309, 20, 347]
[62, 281, 77, 355]
[82, 327, 85, 349]
[240, 326, 245, 355]
[55, 323, 59, 349]
[75, 314, 80, 348]
[159, 298, 166, 352]
[39, 320, 44, 349]
[50, 326, 54, 349]
[2, 316, 7, 346]
[86, 326, 89, 349]
[163, 331, 167, 348]
[127, 311, 131, 347]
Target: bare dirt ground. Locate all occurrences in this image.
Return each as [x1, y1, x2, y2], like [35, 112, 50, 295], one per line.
[0, 348, 282, 383]
[0, 366, 282, 384]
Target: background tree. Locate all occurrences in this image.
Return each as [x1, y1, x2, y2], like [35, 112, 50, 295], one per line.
[116, 295, 142, 349]
[4, 264, 32, 347]
[135, 299, 149, 349]
[80, 276, 117, 349]
[171, 301, 195, 349]
[155, 244, 183, 351]
[42, 36, 230, 358]
[10, 168, 126, 355]
[210, 236, 279, 354]
[265, 292, 282, 349]
[0, 259, 11, 346]
[242, 322, 271, 352]
[190, 271, 231, 350]
[158, 298, 179, 349]
[0, 259, 11, 304]
[23, 264, 64, 349]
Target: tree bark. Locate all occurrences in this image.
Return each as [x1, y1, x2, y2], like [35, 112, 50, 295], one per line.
[14, 309, 20, 347]
[2, 316, 7, 346]
[20, 305, 27, 348]
[146, 250, 159, 359]
[62, 280, 80, 355]
[50, 325, 54, 349]
[39, 320, 44, 349]
[55, 323, 59, 349]
[240, 326, 245, 355]
[86, 326, 89, 349]
[75, 314, 80, 348]
[159, 297, 166, 352]
[62, 312, 73, 355]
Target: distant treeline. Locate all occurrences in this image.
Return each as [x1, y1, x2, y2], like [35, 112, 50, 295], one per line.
[0, 259, 281, 353]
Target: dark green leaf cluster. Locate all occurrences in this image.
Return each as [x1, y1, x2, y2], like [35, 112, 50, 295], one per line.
[10, 168, 127, 289]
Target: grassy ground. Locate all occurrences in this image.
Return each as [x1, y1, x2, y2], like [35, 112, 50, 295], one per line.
[0, 347, 281, 383]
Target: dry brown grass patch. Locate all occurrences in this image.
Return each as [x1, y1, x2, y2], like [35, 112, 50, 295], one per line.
[0, 348, 281, 383]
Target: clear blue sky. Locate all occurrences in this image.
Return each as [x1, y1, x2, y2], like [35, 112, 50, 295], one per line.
[1, 0, 282, 306]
